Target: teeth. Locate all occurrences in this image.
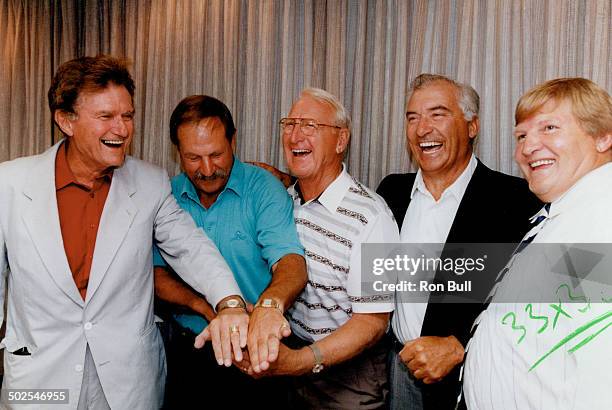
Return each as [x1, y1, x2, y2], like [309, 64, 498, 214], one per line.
[102, 140, 124, 145]
[292, 149, 311, 154]
[420, 141, 442, 148]
[529, 159, 555, 168]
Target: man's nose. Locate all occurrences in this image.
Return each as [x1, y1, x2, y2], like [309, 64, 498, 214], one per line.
[111, 116, 129, 137]
[416, 117, 433, 137]
[199, 157, 215, 176]
[520, 132, 542, 156]
[287, 122, 305, 142]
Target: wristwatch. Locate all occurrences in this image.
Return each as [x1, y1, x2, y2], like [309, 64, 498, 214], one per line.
[254, 298, 283, 313]
[216, 296, 246, 312]
[307, 343, 325, 374]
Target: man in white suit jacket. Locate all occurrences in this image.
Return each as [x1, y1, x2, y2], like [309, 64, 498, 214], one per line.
[0, 55, 249, 409]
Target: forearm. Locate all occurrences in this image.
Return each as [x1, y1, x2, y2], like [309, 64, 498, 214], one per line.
[154, 266, 216, 321]
[313, 312, 389, 367]
[154, 177, 241, 306]
[280, 312, 390, 376]
[259, 253, 307, 310]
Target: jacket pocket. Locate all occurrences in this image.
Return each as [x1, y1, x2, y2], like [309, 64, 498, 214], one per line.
[0, 337, 36, 355]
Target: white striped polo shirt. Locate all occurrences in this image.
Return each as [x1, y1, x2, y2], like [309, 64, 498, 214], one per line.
[287, 165, 398, 342]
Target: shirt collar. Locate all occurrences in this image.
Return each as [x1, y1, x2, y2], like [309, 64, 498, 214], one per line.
[55, 140, 112, 190]
[545, 162, 612, 220]
[289, 163, 351, 214]
[178, 155, 244, 203]
[411, 153, 477, 201]
[224, 156, 245, 197]
[529, 202, 551, 224]
[55, 140, 75, 190]
[317, 163, 352, 213]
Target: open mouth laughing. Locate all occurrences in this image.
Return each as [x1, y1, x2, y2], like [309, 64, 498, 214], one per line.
[292, 149, 312, 157]
[419, 141, 443, 153]
[101, 139, 126, 148]
[529, 159, 555, 169]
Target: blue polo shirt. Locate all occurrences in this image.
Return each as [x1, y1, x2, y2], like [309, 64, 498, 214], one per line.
[153, 156, 304, 334]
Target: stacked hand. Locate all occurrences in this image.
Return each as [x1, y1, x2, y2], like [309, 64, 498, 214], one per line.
[195, 307, 249, 366]
[193, 300, 293, 374]
[246, 306, 291, 373]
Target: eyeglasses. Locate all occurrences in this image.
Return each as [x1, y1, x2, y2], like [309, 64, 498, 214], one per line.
[279, 118, 341, 136]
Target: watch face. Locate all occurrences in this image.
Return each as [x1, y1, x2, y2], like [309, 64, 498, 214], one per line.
[262, 299, 273, 307]
[227, 299, 240, 308]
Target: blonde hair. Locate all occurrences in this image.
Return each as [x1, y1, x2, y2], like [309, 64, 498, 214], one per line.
[515, 78, 612, 138]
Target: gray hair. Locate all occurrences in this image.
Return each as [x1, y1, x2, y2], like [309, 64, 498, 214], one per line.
[300, 87, 352, 131]
[407, 74, 480, 121]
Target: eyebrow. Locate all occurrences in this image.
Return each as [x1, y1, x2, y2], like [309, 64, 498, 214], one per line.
[406, 105, 451, 117]
[428, 105, 451, 112]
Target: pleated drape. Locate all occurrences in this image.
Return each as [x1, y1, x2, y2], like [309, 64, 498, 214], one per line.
[1, 0, 610, 187]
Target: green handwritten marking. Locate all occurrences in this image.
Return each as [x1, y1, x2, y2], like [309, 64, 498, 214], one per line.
[502, 312, 526, 344]
[525, 304, 548, 333]
[529, 310, 612, 372]
[568, 322, 612, 353]
[556, 284, 590, 313]
[549, 301, 572, 329]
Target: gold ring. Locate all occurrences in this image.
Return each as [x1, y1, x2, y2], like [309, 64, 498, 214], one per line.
[230, 324, 239, 334]
[280, 322, 289, 330]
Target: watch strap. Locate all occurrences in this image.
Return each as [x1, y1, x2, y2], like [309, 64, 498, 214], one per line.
[307, 343, 325, 373]
[216, 296, 246, 313]
[254, 298, 283, 313]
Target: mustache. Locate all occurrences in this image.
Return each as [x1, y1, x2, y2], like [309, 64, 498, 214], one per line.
[193, 169, 229, 181]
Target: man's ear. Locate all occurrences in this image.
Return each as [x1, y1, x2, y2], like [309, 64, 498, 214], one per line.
[595, 133, 612, 153]
[468, 116, 480, 140]
[54, 110, 76, 137]
[231, 132, 237, 153]
[335, 129, 350, 154]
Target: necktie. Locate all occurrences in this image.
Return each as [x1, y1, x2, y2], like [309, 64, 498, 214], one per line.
[484, 202, 551, 306]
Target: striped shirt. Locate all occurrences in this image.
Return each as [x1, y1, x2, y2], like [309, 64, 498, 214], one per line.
[287, 165, 398, 342]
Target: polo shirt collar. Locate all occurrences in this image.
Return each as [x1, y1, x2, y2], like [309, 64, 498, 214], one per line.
[224, 156, 245, 197]
[289, 164, 351, 214]
[317, 164, 351, 213]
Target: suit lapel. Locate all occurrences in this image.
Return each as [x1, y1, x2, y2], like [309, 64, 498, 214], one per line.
[445, 160, 488, 243]
[392, 174, 416, 229]
[22, 142, 84, 307]
[85, 160, 138, 303]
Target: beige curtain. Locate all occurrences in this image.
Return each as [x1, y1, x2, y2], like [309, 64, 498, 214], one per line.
[1, 0, 610, 188]
[0, 0, 52, 161]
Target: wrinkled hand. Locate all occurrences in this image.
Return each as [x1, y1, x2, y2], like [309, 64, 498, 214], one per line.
[400, 336, 464, 384]
[248, 162, 294, 188]
[239, 342, 302, 378]
[247, 307, 291, 373]
[194, 307, 249, 367]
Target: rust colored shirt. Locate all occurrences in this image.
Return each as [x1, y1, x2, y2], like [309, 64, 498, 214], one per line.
[55, 142, 112, 300]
